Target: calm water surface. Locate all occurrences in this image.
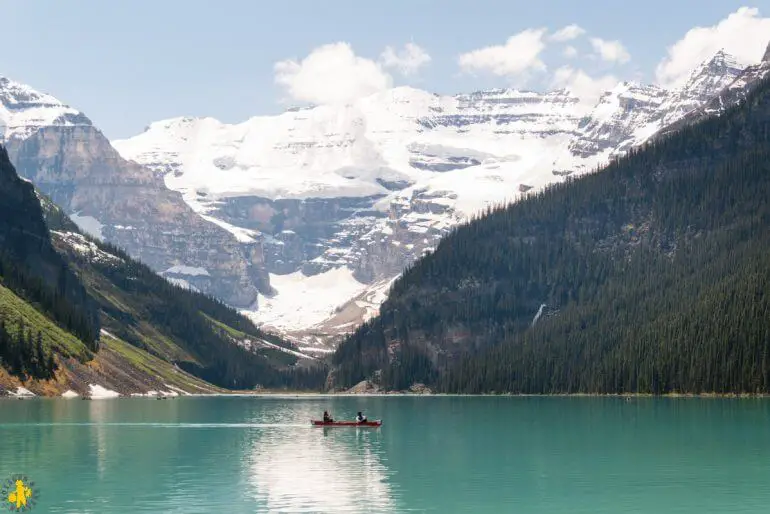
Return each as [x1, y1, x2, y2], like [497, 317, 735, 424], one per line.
[0, 396, 769, 513]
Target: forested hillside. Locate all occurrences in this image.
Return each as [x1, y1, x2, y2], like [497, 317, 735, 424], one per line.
[0, 146, 100, 348]
[49, 230, 326, 390]
[0, 146, 325, 393]
[332, 76, 770, 395]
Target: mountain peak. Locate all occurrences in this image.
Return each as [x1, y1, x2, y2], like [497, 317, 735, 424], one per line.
[0, 75, 91, 141]
[674, 50, 746, 100]
[703, 49, 743, 72]
[763, 41, 770, 63]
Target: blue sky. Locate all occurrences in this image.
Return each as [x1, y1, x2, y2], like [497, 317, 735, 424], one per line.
[3, 1, 770, 139]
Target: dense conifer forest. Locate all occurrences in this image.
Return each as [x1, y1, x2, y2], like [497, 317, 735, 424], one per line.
[0, 318, 56, 379]
[332, 77, 770, 394]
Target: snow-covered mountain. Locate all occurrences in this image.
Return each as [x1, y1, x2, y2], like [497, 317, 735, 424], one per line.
[0, 77, 270, 308]
[3, 44, 764, 348]
[0, 77, 91, 142]
[112, 49, 765, 345]
[114, 87, 587, 343]
[659, 43, 770, 138]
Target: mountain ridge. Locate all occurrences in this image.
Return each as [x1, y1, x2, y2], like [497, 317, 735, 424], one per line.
[112, 48, 759, 343]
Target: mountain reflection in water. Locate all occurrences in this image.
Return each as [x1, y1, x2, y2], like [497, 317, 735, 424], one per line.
[246, 422, 394, 513]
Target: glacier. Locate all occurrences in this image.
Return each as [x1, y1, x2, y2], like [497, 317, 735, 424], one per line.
[111, 49, 767, 344]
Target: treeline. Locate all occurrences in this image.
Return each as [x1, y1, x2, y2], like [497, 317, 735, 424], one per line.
[0, 317, 57, 380]
[333, 75, 770, 394]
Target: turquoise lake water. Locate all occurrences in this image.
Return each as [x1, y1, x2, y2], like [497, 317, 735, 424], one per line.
[1, 396, 770, 513]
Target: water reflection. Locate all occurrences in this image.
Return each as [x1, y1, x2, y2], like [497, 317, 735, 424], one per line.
[87, 400, 110, 479]
[246, 423, 394, 513]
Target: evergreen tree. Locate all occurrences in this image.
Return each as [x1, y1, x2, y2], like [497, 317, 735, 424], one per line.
[34, 332, 44, 378]
[46, 352, 56, 379]
[0, 319, 7, 365]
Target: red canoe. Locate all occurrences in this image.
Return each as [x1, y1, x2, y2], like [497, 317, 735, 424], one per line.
[311, 420, 382, 427]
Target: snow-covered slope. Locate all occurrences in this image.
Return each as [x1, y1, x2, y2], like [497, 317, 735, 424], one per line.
[658, 43, 770, 138]
[554, 50, 749, 176]
[112, 49, 762, 342]
[116, 87, 581, 204]
[0, 77, 91, 142]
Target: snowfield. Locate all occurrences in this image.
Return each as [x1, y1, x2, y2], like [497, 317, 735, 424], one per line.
[243, 267, 369, 331]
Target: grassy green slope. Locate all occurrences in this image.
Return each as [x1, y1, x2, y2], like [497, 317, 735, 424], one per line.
[0, 282, 222, 395]
[0, 283, 91, 361]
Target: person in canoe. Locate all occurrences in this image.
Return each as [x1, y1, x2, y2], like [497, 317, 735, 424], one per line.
[323, 410, 334, 423]
[356, 411, 368, 423]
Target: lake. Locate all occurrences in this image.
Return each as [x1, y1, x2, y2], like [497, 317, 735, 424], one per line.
[1, 396, 769, 513]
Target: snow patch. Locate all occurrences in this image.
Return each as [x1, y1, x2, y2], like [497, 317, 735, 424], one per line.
[99, 329, 117, 340]
[299, 347, 335, 353]
[163, 384, 190, 396]
[88, 384, 120, 399]
[200, 214, 260, 243]
[164, 265, 210, 276]
[52, 231, 122, 265]
[70, 212, 104, 239]
[11, 387, 35, 397]
[130, 391, 159, 397]
[255, 339, 313, 360]
[243, 267, 369, 331]
[61, 390, 79, 398]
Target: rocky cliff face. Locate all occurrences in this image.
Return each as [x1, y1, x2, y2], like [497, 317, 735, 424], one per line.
[0, 78, 269, 307]
[557, 51, 747, 175]
[656, 43, 770, 139]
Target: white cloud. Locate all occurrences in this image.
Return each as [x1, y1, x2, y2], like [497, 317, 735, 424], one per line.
[380, 43, 431, 75]
[551, 66, 618, 109]
[274, 42, 392, 105]
[563, 45, 578, 58]
[458, 28, 547, 81]
[590, 37, 631, 63]
[656, 7, 770, 88]
[550, 24, 586, 42]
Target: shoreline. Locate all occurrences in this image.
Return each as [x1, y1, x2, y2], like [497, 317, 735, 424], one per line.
[5, 390, 770, 399]
[227, 391, 770, 399]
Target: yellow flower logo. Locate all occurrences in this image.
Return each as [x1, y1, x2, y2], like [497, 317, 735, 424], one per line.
[1, 476, 38, 512]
